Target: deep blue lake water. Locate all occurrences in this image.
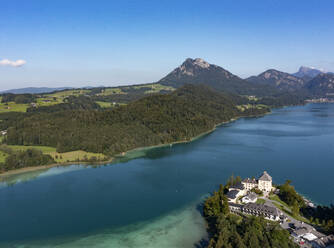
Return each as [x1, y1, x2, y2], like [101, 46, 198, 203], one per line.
[0, 103, 333, 247]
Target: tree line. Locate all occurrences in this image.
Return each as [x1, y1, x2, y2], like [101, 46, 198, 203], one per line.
[1, 93, 36, 104]
[0, 146, 55, 172]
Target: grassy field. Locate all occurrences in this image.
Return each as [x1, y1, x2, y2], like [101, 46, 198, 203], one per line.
[97, 88, 125, 96]
[97, 84, 175, 96]
[269, 194, 290, 208]
[256, 198, 266, 204]
[0, 89, 90, 113]
[272, 202, 309, 223]
[270, 194, 310, 223]
[36, 96, 63, 107]
[7, 145, 107, 163]
[236, 104, 268, 112]
[46, 89, 91, 98]
[0, 102, 29, 113]
[142, 83, 175, 94]
[96, 101, 114, 108]
[47, 150, 107, 163]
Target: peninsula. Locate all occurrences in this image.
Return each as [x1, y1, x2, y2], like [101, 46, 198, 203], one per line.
[204, 172, 334, 248]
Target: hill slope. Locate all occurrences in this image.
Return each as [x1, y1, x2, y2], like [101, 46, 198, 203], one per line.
[4, 85, 268, 156]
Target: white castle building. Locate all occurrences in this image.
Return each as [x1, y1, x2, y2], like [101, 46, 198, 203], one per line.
[227, 171, 273, 203]
[242, 171, 273, 193]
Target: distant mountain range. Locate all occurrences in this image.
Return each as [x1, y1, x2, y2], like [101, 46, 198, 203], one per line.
[158, 59, 334, 97]
[246, 66, 334, 96]
[304, 73, 334, 96]
[293, 66, 325, 79]
[1, 61, 333, 98]
[158, 58, 278, 96]
[246, 69, 305, 92]
[0, 87, 73, 94]
[0, 86, 103, 94]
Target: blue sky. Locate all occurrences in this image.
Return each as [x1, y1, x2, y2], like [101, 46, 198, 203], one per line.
[1, 0, 334, 90]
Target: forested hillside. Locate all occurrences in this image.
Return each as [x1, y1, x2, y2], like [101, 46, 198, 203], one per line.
[3, 85, 268, 158]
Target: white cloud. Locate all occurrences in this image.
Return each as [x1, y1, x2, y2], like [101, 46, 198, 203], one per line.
[0, 59, 26, 67]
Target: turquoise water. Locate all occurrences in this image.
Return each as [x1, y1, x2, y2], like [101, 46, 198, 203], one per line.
[0, 103, 333, 247]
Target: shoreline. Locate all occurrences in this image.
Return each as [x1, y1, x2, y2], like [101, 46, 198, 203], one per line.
[0, 112, 268, 179]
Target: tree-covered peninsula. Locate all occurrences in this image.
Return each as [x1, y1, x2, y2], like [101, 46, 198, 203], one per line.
[203, 184, 298, 248]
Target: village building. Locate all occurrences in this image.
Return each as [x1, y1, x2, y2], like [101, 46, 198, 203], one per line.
[228, 202, 281, 221]
[227, 189, 244, 203]
[292, 226, 318, 242]
[226, 171, 280, 221]
[227, 183, 246, 203]
[242, 178, 257, 191]
[258, 171, 273, 192]
[229, 182, 245, 192]
[312, 235, 334, 248]
[242, 203, 280, 221]
[242, 192, 258, 204]
[229, 203, 242, 213]
[241, 171, 273, 193]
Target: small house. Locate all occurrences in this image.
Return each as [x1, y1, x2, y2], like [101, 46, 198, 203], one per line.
[242, 192, 258, 203]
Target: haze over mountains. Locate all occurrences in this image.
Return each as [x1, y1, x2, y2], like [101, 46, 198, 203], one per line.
[1, 59, 333, 97]
[246, 65, 334, 96]
[293, 66, 324, 79]
[0, 87, 73, 94]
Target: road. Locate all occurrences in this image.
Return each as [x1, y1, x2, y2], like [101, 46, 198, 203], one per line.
[259, 197, 325, 248]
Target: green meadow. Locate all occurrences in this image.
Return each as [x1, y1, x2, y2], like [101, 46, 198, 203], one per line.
[7, 145, 107, 163]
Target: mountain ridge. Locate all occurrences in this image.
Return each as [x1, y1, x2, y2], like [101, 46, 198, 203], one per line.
[246, 69, 305, 92]
[158, 58, 279, 96]
[304, 73, 334, 96]
[2, 60, 334, 98]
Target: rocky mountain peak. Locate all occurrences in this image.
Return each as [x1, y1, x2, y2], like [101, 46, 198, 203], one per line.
[157, 58, 264, 95]
[173, 58, 215, 76]
[294, 66, 324, 78]
[192, 58, 210, 68]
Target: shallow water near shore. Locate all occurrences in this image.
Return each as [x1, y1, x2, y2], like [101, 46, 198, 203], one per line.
[0, 103, 334, 247]
[6, 199, 207, 248]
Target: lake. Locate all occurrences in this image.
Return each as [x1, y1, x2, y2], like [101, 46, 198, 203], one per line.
[0, 103, 333, 247]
